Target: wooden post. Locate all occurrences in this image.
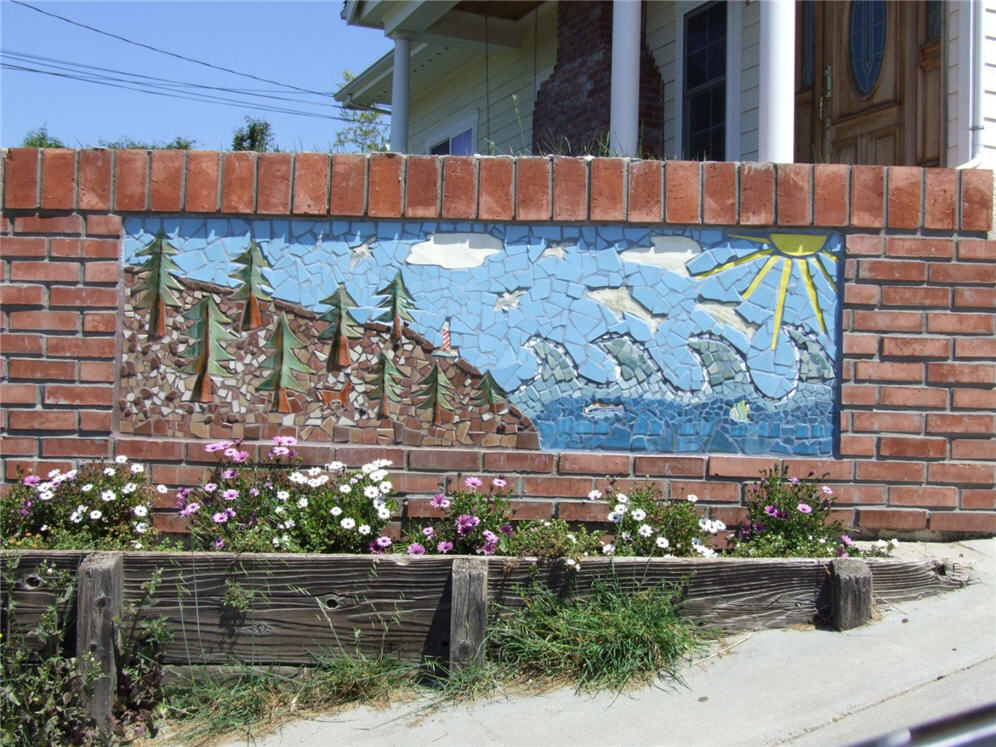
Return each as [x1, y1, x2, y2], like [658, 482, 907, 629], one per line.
[830, 557, 873, 630]
[77, 552, 123, 735]
[449, 557, 488, 674]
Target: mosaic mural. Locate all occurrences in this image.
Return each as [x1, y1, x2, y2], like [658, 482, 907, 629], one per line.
[121, 218, 841, 455]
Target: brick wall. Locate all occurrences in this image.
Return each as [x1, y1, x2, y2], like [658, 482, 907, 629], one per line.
[1, 148, 994, 538]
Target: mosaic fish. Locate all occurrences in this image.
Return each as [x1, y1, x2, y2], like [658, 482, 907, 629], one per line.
[729, 399, 751, 423]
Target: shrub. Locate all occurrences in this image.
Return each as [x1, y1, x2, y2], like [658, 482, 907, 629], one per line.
[0, 458, 163, 550]
[506, 519, 603, 566]
[404, 476, 514, 556]
[181, 437, 398, 553]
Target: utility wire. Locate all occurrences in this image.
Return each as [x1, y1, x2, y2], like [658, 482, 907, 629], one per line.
[11, 0, 336, 97]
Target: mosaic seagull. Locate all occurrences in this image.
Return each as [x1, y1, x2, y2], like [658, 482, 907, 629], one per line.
[494, 289, 526, 312]
[539, 240, 573, 260]
[348, 236, 375, 268]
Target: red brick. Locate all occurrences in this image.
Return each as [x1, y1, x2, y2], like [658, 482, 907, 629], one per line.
[708, 455, 780, 478]
[928, 312, 994, 335]
[952, 439, 996, 460]
[857, 508, 927, 531]
[957, 239, 996, 261]
[852, 412, 923, 433]
[115, 438, 184, 462]
[44, 384, 114, 407]
[404, 156, 440, 218]
[842, 334, 878, 355]
[8, 359, 75, 380]
[841, 384, 877, 405]
[929, 512, 996, 535]
[0, 437, 38, 457]
[928, 362, 996, 386]
[701, 161, 736, 225]
[79, 361, 115, 382]
[830, 484, 886, 505]
[390, 472, 446, 494]
[478, 157, 513, 220]
[47, 337, 116, 357]
[40, 149, 75, 210]
[954, 288, 996, 309]
[152, 513, 191, 534]
[711, 506, 749, 527]
[442, 157, 477, 219]
[0, 333, 43, 355]
[928, 462, 996, 486]
[367, 153, 403, 217]
[885, 237, 954, 259]
[3, 148, 39, 208]
[889, 486, 957, 508]
[962, 490, 996, 510]
[515, 157, 551, 220]
[256, 152, 292, 214]
[0, 236, 46, 258]
[853, 361, 923, 383]
[843, 284, 879, 306]
[927, 413, 995, 435]
[929, 263, 996, 285]
[291, 153, 330, 215]
[669, 480, 741, 502]
[49, 287, 119, 308]
[0, 383, 38, 405]
[221, 152, 256, 213]
[851, 311, 923, 333]
[8, 309, 78, 331]
[813, 164, 848, 226]
[631, 456, 706, 477]
[41, 438, 110, 458]
[839, 434, 877, 456]
[79, 409, 112, 433]
[880, 286, 950, 308]
[952, 388, 996, 410]
[776, 163, 812, 225]
[590, 158, 625, 221]
[483, 452, 556, 473]
[956, 338, 996, 359]
[960, 169, 993, 231]
[114, 150, 148, 211]
[552, 157, 588, 221]
[330, 154, 367, 216]
[782, 459, 854, 481]
[559, 453, 630, 475]
[665, 161, 700, 223]
[14, 214, 83, 234]
[149, 149, 184, 211]
[858, 259, 926, 283]
[522, 476, 593, 498]
[0, 284, 45, 306]
[558, 501, 612, 523]
[508, 500, 555, 520]
[50, 237, 117, 258]
[7, 410, 76, 431]
[627, 160, 663, 223]
[845, 235, 882, 256]
[886, 166, 921, 228]
[84, 261, 119, 284]
[408, 448, 480, 472]
[5, 460, 74, 480]
[850, 165, 885, 227]
[880, 336, 950, 358]
[879, 436, 946, 459]
[879, 386, 948, 409]
[923, 168, 957, 229]
[739, 163, 774, 225]
[184, 151, 220, 212]
[78, 150, 112, 211]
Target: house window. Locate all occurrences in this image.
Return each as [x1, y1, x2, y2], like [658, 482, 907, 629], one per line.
[683, 1, 726, 161]
[430, 127, 474, 156]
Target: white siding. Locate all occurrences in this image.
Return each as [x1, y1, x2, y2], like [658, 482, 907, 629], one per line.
[947, 1, 965, 165]
[948, 0, 996, 166]
[407, 2, 556, 155]
[739, 1, 760, 160]
[984, 2, 996, 160]
[645, 2, 678, 157]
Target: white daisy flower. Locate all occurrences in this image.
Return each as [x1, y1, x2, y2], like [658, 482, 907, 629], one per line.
[630, 508, 647, 521]
[100, 490, 116, 502]
[377, 507, 391, 520]
[297, 497, 309, 509]
[115, 455, 128, 464]
[656, 536, 670, 549]
[358, 524, 371, 535]
[133, 522, 147, 534]
[587, 489, 602, 501]
[340, 517, 356, 530]
[133, 505, 148, 518]
[330, 506, 343, 517]
[638, 524, 653, 538]
[130, 463, 144, 474]
[89, 509, 103, 520]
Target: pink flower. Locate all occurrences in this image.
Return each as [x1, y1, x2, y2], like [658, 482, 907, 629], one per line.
[225, 448, 250, 463]
[499, 522, 514, 537]
[790, 476, 800, 484]
[797, 503, 813, 514]
[492, 477, 507, 488]
[212, 511, 229, 524]
[205, 441, 234, 453]
[821, 486, 833, 496]
[203, 483, 218, 493]
[422, 526, 436, 539]
[214, 538, 225, 549]
[456, 514, 480, 536]
[270, 446, 290, 457]
[464, 476, 483, 490]
[430, 493, 451, 509]
[436, 540, 454, 554]
[23, 475, 41, 487]
[272, 435, 298, 447]
[223, 469, 238, 480]
[222, 489, 239, 501]
[841, 534, 854, 546]
[374, 536, 392, 549]
[407, 543, 426, 555]
[179, 502, 200, 517]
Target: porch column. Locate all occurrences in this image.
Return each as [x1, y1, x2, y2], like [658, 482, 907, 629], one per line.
[758, 0, 795, 163]
[390, 32, 411, 153]
[609, 0, 641, 157]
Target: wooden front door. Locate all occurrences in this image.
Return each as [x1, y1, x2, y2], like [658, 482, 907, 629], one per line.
[794, 0, 944, 166]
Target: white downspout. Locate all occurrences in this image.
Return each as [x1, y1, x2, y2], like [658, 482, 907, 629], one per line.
[390, 32, 411, 153]
[609, 0, 641, 157]
[970, 0, 985, 162]
[758, 0, 795, 163]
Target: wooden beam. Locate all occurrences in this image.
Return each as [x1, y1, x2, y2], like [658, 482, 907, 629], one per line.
[449, 557, 488, 673]
[77, 552, 123, 736]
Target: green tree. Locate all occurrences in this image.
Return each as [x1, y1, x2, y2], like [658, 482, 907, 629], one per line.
[317, 284, 362, 369]
[229, 240, 273, 330]
[21, 126, 64, 148]
[181, 296, 235, 403]
[476, 370, 508, 415]
[375, 270, 416, 342]
[97, 136, 195, 149]
[259, 313, 314, 413]
[416, 362, 455, 426]
[232, 116, 273, 152]
[331, 72, 389, 153]
[368, 351, 403, 418]
[133, 232, 183, 339]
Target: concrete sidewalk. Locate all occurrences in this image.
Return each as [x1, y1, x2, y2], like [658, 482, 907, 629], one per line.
[219, 540, 995, 747]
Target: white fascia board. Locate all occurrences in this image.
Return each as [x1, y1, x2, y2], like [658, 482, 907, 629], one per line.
[334, 50, 395, 104]
[383, 1, 460, 36]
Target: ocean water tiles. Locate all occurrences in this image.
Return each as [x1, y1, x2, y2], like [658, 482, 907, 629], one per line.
[122, 217, 841, 455]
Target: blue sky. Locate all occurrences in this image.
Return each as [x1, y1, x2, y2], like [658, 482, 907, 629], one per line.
[1, 0, 393, 150]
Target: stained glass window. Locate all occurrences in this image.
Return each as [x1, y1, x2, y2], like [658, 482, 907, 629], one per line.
[849, 0, 887, 96]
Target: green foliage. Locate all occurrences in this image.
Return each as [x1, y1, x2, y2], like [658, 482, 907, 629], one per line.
[183, 438, 397, 553]
[259, 313, 315, 400]
[506, 519, 603, 566]
[599, 482, 722, 558]
[368, 351, 403, 414]
[0, 459, 164, 551]
[232, 116, 274, 152]
[97, 135, 195, 149]
[416, 362, 455, 424]
[331, 72, 389, 153]
[133, 231, 183, 338]
[730, 464, 853, 558]
[21, 125, 64, 148]
[229, 239, 274, 329]
[318, 284, 362, 369]
[181, 296, 236, 402]
[405, 477, 513, 556]
[475, 370, 507, 413]
[374, 270, 416, 339]
[489, 578, 702, 692]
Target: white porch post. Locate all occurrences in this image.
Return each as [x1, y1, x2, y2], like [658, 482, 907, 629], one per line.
[390, 32, 411, 153]
[610, 0, 641, 157]
[758, 0, 795, 163]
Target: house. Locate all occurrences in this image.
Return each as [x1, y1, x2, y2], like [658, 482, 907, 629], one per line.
[336, 0, 995, 167]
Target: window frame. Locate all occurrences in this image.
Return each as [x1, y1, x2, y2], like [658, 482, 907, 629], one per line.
[423, 112, 478, 156]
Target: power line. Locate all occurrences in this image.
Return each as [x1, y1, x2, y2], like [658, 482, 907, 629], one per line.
[10, 0, 336, 97]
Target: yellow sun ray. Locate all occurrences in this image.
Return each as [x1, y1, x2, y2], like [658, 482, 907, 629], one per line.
[692, 247, 773, 277]
[798, 259, 827, 334]
[741, 255, 781, 299]
[815, 253, 838, 290]
[771, 260, 794, 349]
